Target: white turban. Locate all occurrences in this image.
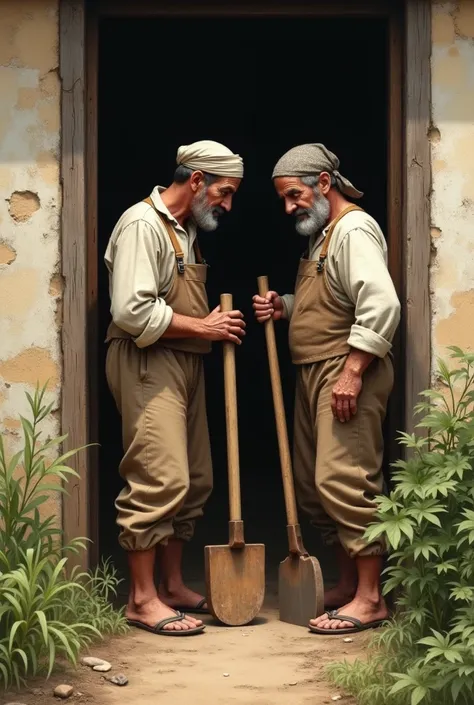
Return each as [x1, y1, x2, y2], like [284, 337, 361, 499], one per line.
[176, 140, 244, 179]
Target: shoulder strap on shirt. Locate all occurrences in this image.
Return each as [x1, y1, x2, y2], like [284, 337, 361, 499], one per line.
[317, 204, 364, 273]
[143, 196, 204, 273]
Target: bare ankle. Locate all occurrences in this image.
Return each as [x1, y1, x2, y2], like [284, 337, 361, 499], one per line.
[159, 579, 184, 596]
[131, 590, 158, 609]
[335, 581, 356, 593]
[355, 591, 383, 607]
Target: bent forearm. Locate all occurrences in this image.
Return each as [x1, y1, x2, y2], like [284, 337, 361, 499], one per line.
[344, 347, 375, 376]
[161, 312, 205, 339]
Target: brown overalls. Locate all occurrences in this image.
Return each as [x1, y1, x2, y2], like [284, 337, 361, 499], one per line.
[105, 198, 213, 552]
[289, 205, 393, 558]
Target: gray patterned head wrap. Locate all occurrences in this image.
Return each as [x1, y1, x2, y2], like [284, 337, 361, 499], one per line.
[272, 143, 363, 199]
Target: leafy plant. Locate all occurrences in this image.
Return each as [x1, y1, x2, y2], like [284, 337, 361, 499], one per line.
[327, 347, 474, 705]
[64, 558, 129, 637]
[0, 385, 127, 689]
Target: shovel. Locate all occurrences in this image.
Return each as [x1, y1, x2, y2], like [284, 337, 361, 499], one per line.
[204, 293, 265, 626]
[257, 276, 324, 626]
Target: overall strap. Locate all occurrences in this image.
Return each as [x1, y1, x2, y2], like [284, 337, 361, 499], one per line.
[143, 196, 204, 274]
[317, 204, 364, 273]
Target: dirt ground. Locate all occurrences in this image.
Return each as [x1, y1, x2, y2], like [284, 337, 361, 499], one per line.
[1, 599, 370, 705]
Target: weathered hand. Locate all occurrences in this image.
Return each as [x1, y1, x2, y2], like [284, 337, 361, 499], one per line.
[252, 291, 284, 323]
[201, 306, 246, 345]
[331, 368, 363, 423]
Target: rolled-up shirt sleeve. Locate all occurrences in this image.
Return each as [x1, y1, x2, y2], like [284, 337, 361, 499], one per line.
[335, 228, 401, 358]
[110, 220, 173, 348]
[281, 293, 295, 320]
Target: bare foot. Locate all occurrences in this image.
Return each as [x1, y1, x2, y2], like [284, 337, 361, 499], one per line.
[309, 595, 389, 632]
[159, 583, 208, 611]
[126, 596, 204, 632]
[324, 584, 356, 609]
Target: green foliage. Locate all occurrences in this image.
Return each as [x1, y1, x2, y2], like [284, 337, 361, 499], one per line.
[327, 347, 474, 705]
[0, 385, 127, 689]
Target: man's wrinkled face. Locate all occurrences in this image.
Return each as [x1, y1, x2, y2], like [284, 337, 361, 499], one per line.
[274, 175, 330, 237]
[191, 176, 241, 232]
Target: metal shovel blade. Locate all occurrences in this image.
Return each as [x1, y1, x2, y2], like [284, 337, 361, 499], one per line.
[278, 553, 325, 627]
[205, 543, 265, 626]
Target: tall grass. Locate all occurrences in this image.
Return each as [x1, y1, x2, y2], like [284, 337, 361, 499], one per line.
[0, 385, 128, 689]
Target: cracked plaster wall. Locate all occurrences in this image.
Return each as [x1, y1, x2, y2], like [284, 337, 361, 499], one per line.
[0, 1, 61, 522]
[1, 0, 474, 532]
[431, 1, 474, 369]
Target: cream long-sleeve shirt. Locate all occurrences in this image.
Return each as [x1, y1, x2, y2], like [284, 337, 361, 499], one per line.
[281, 209, 401, 358]
[104, 186, 198, 348]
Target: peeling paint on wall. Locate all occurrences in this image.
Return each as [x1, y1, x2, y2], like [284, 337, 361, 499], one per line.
[0, 1, 61, 523]
[0, 241, 16, 265]
[0, 0, 473, 538]
[8, 190, 41, 222]
[432, 1, 474, 369]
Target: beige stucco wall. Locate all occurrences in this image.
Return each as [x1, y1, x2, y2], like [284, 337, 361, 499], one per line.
[0, 0, 474, 534]
[0, 1, 61, 520]
[431, 0, 474, 365]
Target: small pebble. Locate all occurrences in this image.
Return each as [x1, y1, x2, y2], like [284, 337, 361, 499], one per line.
[54, 685, 74, 699]
[289, 682, 298, 686]
[82, 656, 112, 672]
[223, 673, 230, 677]
[81, 656, 105, 667]
[332, 696, 342, 702]
[343, 637, 353, 643]
[108, 674, 129, 687]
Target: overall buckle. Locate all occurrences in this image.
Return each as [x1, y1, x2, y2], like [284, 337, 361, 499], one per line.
[177, 256, 185, 274]
[316, 255, 326, 273]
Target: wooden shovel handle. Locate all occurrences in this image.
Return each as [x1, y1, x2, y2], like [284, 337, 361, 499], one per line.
[257, 277, 299, 527]
[221, 294, 243, 538]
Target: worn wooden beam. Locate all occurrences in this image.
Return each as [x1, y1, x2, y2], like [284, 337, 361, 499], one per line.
[97, 0, 393, 17]
[86, 1, 100, 566]
[60, 0, 90, 570]
[404, 0, 432, 436]
[386, 5, 404, 471]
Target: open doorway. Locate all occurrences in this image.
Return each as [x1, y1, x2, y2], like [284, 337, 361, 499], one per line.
[96, 15, 391, 589]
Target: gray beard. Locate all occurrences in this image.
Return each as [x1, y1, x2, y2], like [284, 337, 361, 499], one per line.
[294, 190, 331, 237]
[191, 188, 223, 232]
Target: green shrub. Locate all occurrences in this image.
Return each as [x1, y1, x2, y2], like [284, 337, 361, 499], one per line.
[327, 347, 474, 705]
[0, 385, 127, 689]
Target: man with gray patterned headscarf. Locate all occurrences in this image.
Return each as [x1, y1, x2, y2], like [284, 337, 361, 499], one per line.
[253, 143, 400, 636]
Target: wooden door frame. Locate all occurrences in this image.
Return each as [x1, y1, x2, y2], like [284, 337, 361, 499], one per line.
[59, 0, 431, 569]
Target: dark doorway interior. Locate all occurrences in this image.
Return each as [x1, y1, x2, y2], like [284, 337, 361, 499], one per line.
[97, 16, 388, 592]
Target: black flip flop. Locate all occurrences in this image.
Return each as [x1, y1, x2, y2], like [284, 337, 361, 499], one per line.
[308, 611, 387, 636]
[168, 598, 209, 615]
[127, 611, 205, 636]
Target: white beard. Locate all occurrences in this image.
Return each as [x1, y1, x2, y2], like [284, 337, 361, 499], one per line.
[191, 188, 223, 232]
[295, 190, 330, 237]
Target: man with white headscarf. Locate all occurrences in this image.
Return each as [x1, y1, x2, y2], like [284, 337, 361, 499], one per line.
[105, 140, 244, 636]
[253, 144, 400, 636]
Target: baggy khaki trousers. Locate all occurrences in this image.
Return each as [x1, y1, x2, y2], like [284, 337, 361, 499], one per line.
[293, 354, 394, 558]
[106, 339, 213, 551]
